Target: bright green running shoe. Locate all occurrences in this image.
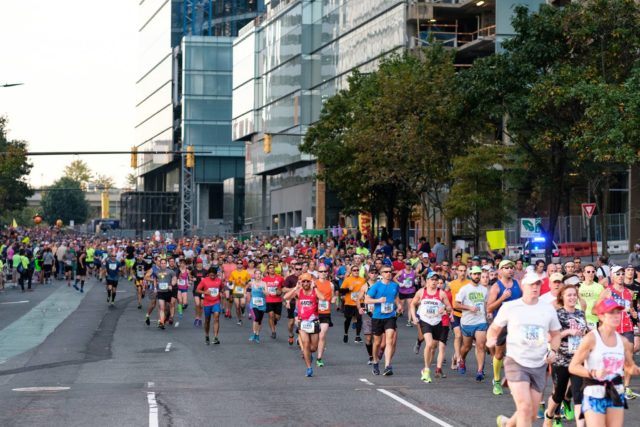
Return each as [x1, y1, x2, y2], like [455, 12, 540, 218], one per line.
[625, 387, 637, 400]
[316, 358, 324, 367]
[492, 379, 503, 395]
[421, 368, 432, 383]
[552, 418, 563, 427]
[177, 304, 183, 315]
[563, 401, 574, 421]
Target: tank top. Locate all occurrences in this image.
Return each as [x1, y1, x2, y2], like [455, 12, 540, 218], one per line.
[417, 288, 443, 326]
[398, 270, 416, 294]
[250, 281, 266, 311]
[297, 289, 319, 321]
[177, 271, 189, 289]
[608, 285, 633, 333]
[584, 330, 625, 397]
[494, 279, 522, 317]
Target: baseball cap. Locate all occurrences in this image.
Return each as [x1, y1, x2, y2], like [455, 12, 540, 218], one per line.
[562, 274, 581, 286]
[624, 264, 635, 270]
[470, 266, 482, 274]
[521, 272, 542, 286]
[593, 298, 625, 315]
[299, 273, 313, 282]
[422, 253, 429, 259]
[472, 256, 481, 261]
[498, 259, 514, 269]
[611, 265, 623, 274]
[481, 265, 492, 271]
[427, 271, 441, 280]
[549, 273, 564, 283]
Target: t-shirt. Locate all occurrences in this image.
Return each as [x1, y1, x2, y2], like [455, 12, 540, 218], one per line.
[264, 275, 284, 303]
[367, 280, 399, 319]
[342, 276, 366, 306]
[493, 298, 561, 368]
[155, 269, 176, 292]
[555, 308, 588, 367]
[539, 292, 557, 306]
[104, 259, 123, 280]
[449, 278, 472, 317]
[315, 279, 333, 314]
[229, 269, 251, 295]
[579, 281, 605, 326]
[196, 277, 223, 306]
[455, 283, 488, 325]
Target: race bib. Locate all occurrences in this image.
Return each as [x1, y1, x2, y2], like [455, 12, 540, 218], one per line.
[209, 288, 219, 297]
[319, 300, 329, 311]
[475, 302, 484, 314]
[381, 302, 394, 314]
[567, 335, 581, 353]
[518, 325, 545, 347]
[158, 282, 169, 291]
[65, 260, 73, 266]
[109, 263, 117, 270]
[234, 286, 245, 295]
[252, 296, 264, 306]
[367, 304, 374, 313]
[300, 320, 315, 333]
[350, 292, 360, 301]
[267, 286, 277, 296]
[402, 278, 412, 288]
[178, 279, 187, 286]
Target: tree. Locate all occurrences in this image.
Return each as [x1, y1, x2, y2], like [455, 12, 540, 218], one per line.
[446, 145, 515, 251]
[63, 159, 92, 188]
[125, 173, 137, 188]
[0, 116, 33, 217]
[41, 177, 90, 225]
[94, 174, 115, 190]
[464, 0, 640, 258]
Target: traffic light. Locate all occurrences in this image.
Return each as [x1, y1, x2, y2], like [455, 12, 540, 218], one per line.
[186, 145, 195, 168]
[130, 146, 138, 168]
[263, 133, 272, 153]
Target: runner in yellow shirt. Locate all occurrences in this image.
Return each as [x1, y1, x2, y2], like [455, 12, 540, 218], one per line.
[229, 260, 251, 325]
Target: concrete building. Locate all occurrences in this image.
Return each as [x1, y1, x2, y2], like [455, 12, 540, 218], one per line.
[134, 0, 263, 235]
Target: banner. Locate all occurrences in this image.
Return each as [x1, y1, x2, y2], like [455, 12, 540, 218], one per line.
[486, 230, 507, 250]
[358, 212, 372, 239]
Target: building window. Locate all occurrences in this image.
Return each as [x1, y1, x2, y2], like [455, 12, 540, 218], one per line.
[208, 183, 223, 219]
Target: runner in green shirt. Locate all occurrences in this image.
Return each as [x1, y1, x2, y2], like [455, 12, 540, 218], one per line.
[578, 263, 604, 329]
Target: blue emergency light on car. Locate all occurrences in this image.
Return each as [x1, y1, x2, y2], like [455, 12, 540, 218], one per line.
[532, 237, 546, 242]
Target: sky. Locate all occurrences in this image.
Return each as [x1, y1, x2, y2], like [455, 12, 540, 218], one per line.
[0, 0, 138, 189]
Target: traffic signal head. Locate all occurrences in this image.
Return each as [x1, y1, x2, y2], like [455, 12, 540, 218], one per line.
[186, 145, 195, 168]
[130, 146, 138, 168]
[264, 134, 272, 154]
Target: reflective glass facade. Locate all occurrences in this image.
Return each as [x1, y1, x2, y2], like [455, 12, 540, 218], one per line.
[233, 0, 407, 229]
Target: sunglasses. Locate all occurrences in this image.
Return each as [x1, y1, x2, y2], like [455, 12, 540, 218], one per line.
[381, 270, 392, 274]
[300, 280, 312, 283]
[318, 270, 328, 273]
[585, 270, 596, 274]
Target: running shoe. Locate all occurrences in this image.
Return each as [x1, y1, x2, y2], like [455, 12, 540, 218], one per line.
[137, 304, 142, 309]
[354, 336, 362, 344]
[383, 366, 394, 376]
[288, 335, 294, 345]
[177, 304, 183, 315]
[368, 357, 374, 365]
[167, 317, 173, 325]
[435, 367, 446, 378]
[496, 415, 507, 427]
[271, 332, 276, 339]
[237, 320, 242, 326]
[343, 334, 348, 343]
[158, 322, 165, 330]
[249, 334, 256, 342]
[625, 387, 637, 400]
[492, 380, 503, 395]
[563, 401, 574, 421]
[372, 363, 380, 375]
[205, 336, 210, 345]
[197, 319, 202, 327]
[80, 288, 83, 293]
[406, 320, 412, 327]
[255, 335, 260, 344]
[421, 368, 432, 383]
[552, 418, 562, 427]
[316, 358, 324, 368]
[413, 340, 421, 354]
[537, 402, 545, 419]
[458, 360, 466, 375]
[145, 315, 150, 326]
[73, 284, 79, 291]
[213, 336, 220, 345]
[475, 370, 485, 382]
[109, 301, 115, 307]
[193, 319, 198, 327]
[306, 367, 313, 377]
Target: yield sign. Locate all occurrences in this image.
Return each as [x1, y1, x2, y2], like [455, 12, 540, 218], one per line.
[581, 203, 596, 219]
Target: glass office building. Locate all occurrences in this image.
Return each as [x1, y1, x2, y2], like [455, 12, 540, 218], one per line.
[136, 0, 262, 232]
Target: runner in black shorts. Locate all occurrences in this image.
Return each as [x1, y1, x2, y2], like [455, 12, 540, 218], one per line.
[283, 262, 301, 345]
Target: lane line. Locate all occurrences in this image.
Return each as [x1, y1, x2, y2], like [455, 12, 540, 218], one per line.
[174, 322, 179, 328]
[0, 300, 29, 305]
[359, 378, 374, 386]
[13, 386, 70, 392]
[377, 388, 453, 427]
[164, 342, 172, 352]
[147, 391, 159, 427]
[147, 382, 154, 388]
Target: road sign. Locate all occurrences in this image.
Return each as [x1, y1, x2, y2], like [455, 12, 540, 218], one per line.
[520, 218, 542, 238]
[581, 203, 596, 219]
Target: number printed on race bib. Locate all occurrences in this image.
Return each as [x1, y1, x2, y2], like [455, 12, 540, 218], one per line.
[567, 335, 581, 353]
[381, 302, 394, 314]
[158, 282, 169, 291]
[319, 300, 329, 311]
[519, 325, 545, 347]
[209, 288, 219, 297]
[252, 297, 264, 306]
[300, 320, 315, 333]
[109, 263, 117, 270]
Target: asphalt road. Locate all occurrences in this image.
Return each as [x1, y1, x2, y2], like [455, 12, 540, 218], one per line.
[1, 277, 639, 427]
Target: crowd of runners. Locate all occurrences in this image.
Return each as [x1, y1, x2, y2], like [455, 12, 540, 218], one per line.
[2, 227, 640, 427]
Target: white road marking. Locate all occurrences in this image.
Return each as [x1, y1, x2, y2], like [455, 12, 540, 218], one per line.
[174, 322, 179, 328]
[13, 386, 70, 392]
[359, 378, 374, 386]
[164, 342, 172, 352]
[0, 300, 29, 305]
[377, 388, 453, 427]
[147, 391, 159, 427]
[147, 382, 154, 388]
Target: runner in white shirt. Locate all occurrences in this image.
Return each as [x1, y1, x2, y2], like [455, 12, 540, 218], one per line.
[488, 272, 562, 427]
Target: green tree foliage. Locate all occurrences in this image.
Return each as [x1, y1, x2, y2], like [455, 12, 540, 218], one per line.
[63, 159, 92, 188]
[446, 145, 515, 249]
[125, 173, 137, 188]
[464, 0, 640, 256]
[0, 116, 33, 217]
[94, 173, 115, 190]
[41, 177, 89, 225]
[302, 45, 481, 248]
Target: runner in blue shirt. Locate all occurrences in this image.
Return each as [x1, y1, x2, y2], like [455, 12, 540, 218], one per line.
[102, 253, 124, 306]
